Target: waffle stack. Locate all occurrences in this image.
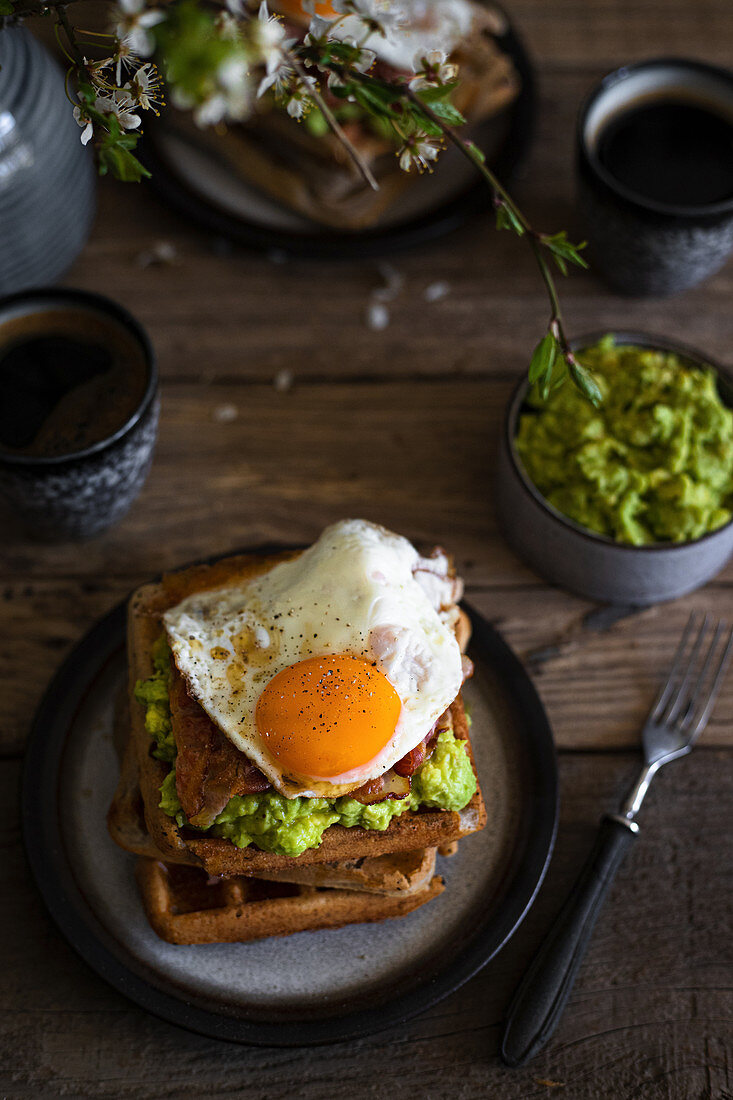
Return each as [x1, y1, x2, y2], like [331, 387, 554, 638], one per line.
[108, 546, 486, 944]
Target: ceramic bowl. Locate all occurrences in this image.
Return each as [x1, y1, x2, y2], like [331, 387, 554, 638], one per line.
[497, 331, 733, 606]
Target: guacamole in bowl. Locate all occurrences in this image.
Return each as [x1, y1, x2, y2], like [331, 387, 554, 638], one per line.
[497, 331, 733, 605]
[515, 335, 733, 546]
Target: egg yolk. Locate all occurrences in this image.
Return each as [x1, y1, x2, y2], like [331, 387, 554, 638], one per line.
[275, 0, 338, 18]
[255, 654, 401, 779]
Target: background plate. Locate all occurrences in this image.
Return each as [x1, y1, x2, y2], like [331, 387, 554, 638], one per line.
[140, 5, 535, 258]
[22, 593, 557, 1046]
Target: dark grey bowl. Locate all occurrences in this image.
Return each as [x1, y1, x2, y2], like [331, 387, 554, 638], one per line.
[497, 332, 733, 606]
[0, 287, 158, 540]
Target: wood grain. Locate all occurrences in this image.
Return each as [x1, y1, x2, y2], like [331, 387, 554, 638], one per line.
[4, 378, 733, 591]
[7, 1, 733, 1091]
[3, 750, 731, 1098]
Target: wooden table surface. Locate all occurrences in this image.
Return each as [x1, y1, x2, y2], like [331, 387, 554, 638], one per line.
[3, 2, 733, 1096]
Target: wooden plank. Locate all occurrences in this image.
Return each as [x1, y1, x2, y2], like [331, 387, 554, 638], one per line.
[475, 587, 733, 750]
[511, 0, 733, 69]
[0, 377, 529, 587]
[3, 750, 731, 1097]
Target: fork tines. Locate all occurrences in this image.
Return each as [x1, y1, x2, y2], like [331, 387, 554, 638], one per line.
[650, 612, 733, 739]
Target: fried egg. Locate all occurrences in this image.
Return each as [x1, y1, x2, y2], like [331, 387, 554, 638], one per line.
[163, 519, 463, 799]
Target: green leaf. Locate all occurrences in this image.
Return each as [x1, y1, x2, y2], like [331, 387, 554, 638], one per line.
[548, 360, 569, 393]
[408, 113, 443, 138]
[329, 82, 358, 101]
[415, 82, 458, 103]
[495, 202, 524, 236]
[425, 99, 465, 127]
[543, 231, 589, 270]
[98, 143, 150, 182]
[352, 84, 402, 120]
[77, 79, 96, 105]
[0, 1, 15, 15]
[569, 360, 603, 406]
[529, 333, 558, 388]
[105, 112, 122, 140]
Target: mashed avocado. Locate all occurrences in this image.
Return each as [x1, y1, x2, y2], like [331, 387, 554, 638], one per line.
[137, 647, 477, 858]
[133, 634, 176, 762]
[515, 335, 733, 545]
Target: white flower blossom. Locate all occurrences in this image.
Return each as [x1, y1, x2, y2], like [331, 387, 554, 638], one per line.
[253, 3, 298, 98]
[73, 105, 94, 145]
[251, 1, 287, 72]
[112, 0, 165, 59]
[85, 55, 115, 90]
[180, 56, 253, 127]
[257, 54, 295, 98]
[397, 132, 442, 173]
[305, 13, 332, 41]
[103, 90, 143, 130]
[409, 49, 457, 91]
[332, 0, 405, 34]
[340, 35, 376, 71]
[216, 11, 241, 39]
[73, 90, 142, 146]
[110, 41, 143, 84]
[303, 17, 375, 85]
[284, 73, 317, 118]
[124, 62, 164, 112]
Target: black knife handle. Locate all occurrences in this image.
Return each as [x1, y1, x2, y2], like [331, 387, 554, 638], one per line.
[500, 813, 639, 1068]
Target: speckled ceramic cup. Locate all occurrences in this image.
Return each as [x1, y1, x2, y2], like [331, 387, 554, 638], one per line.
[497, 332, 733, 606]
[577, 59, 733, 297]
[0, 288, 158, 540]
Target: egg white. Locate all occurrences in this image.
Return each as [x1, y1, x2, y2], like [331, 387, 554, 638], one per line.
[163, 519, 463, 799]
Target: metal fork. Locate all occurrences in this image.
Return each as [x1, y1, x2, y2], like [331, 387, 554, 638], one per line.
[501, 612, 733, 1068]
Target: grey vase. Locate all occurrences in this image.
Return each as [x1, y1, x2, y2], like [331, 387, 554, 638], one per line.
[0, 25, 96, 292]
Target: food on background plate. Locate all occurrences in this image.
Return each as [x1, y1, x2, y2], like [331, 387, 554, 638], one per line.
[515, 336, 733, 546]
[161, 0, 520, 229]
[108, 519, 486, 943]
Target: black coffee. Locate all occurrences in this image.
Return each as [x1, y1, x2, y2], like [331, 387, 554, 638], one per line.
[597, 96, 733, 207]
[0, 316, 148, 458]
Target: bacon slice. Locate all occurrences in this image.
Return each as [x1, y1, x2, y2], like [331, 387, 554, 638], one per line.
[393, 710, 453, 777]
[169, 667, 270, 828]
[349, 769, 411, 805]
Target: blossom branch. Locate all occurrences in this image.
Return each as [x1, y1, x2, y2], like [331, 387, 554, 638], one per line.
[400, 83, 599, 403]
[55, 2, 86, 66]
[285, 47, 378, 190]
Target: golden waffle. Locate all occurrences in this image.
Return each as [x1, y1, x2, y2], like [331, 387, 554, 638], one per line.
[136, 858, 444, 945]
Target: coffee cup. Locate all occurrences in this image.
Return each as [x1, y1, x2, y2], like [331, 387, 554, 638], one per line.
[0, 287, 158, 539]
[577, 58, 733, 296]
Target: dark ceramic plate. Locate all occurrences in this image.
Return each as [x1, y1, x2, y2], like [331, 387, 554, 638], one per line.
[22, 568, 557, 1047]
[140, 7, 535, 259]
